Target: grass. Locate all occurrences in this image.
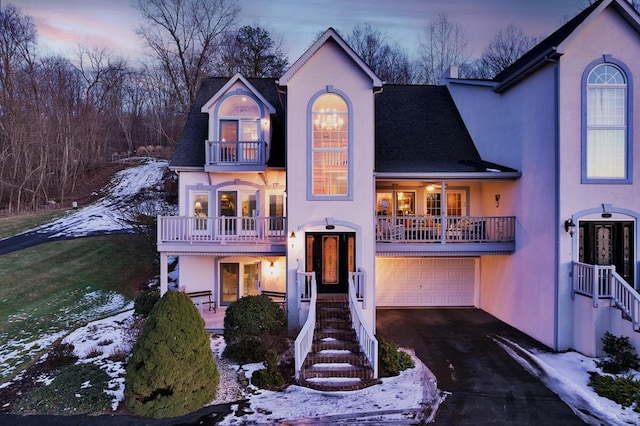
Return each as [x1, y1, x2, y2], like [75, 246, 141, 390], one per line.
[0, 233, 157, 383]
[0, 209, 66, 239]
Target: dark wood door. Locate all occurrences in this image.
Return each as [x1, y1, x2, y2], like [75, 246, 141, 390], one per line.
[305, 232, 355, 293]
[579, 221, 634, 285]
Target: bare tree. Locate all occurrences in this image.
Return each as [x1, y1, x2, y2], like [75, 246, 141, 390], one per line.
[417, 13, 470, 84]
[347, 23, 415, 84]
[133, 0, 240, 115]
[215, 25, 288, 78]
[469, 25, 539, 79]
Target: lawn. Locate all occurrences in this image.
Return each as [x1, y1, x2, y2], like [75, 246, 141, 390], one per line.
[0, 210, 66, 239]
[0, 233, 157, 383]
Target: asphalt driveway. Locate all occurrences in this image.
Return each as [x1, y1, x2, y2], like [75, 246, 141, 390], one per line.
[376, 308, 584, 425]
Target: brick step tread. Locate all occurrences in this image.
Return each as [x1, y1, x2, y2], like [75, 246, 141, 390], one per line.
[299, 365, 375, 380]
[312, 341, 361, 352]
[304, 353, 369, 367]
[315, 323, 352, 331]
[314, 328, 357, 337]
[298, 378, 382, 392]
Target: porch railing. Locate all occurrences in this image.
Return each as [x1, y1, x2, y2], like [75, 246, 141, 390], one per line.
[205, 140, 265, 165]
[157, 215, 286, 244]
[348, 269, 378, 378]
[573, 262, 640, 331]
[294, 271, 317, 379]
[376, 215, 515, 243]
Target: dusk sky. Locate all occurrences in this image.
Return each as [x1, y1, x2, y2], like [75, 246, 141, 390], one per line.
[8, 0, 588, 62]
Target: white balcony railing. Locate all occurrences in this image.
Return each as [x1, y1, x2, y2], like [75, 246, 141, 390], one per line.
[573, 262, 640, 331]
[205, 140, 265, 165]
[376, 215, 515, 243]
[294, 271, 317, 379]
[157, 216, 286, 244]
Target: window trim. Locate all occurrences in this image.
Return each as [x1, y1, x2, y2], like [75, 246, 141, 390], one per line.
[306, 86, 354, 200]
[581, 55, 633, 184]
[214, 90, 265, 141]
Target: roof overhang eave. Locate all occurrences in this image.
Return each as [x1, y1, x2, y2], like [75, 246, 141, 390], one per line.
[374, 171, 522, 181]
[493, 47, 562, 94]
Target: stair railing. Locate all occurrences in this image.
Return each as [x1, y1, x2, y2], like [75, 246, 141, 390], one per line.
[348, 271, 378, 378]
[573, 262, 640, 331]
[294, 271, 317, 379]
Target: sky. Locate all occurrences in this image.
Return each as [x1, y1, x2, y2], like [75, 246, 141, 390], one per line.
[6, 0, 588, 63]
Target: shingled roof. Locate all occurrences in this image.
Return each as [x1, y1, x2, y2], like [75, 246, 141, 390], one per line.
[170, 77, 285, 169]
[375, 85, 511, 174]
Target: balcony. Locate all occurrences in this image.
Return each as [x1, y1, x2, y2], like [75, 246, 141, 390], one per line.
[157, 216, 286, 253]
[205, 140, 266, 172]
[376, 215, 516, 255]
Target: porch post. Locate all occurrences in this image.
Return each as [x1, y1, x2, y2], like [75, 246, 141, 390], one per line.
[592, 265, 599, 308]
[160, 252, 168, 295]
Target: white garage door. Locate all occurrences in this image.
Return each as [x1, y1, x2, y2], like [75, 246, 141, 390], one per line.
[376, 257, 477, 307]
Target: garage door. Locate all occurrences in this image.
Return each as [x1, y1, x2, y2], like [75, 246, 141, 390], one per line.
[376, 257, 476, 307]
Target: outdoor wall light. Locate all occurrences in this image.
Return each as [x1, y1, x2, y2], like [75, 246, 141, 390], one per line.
[564, 218, 576, 237]
[289, 231, 296, 239]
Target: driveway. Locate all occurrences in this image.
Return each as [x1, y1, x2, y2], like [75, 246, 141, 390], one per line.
[376, 308, 584, 425]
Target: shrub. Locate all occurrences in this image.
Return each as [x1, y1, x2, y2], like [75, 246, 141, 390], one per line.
[134, 289, 160, 318]
[377, 334, 414, 378]
[251, 350, 285, 390]
[596, 332, 640, 374]
[223, 295, 287, 363]
[125, 291, 219, 419]
[589, 372, 640, 411]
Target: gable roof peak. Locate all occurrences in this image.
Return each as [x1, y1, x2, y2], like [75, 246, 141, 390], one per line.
[278, 27, 383, 88]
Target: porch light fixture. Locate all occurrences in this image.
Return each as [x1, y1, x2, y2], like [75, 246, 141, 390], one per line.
[269, 261, 274, 268]
[289, 231, 296, 239]
[426, 184, 435, 192]
[564, 218, 576, 237]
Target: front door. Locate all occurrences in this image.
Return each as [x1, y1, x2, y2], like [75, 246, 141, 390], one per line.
[579, 221, 634, 286]
[305, 232, 355, 294]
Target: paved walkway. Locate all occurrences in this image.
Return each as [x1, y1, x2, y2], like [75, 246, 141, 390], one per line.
[376, 308, 585, 425]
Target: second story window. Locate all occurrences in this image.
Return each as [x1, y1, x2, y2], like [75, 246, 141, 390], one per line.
[310, 92, 350, 198]
[216, 94, 262, 163]
[583, 61, 631, 182]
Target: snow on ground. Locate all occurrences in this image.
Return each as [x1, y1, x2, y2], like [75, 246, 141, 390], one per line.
[29, 159, 169, 239]
[26, 308, 638, 424]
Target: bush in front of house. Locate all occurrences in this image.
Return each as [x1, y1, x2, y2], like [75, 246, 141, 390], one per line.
[251, 349, 286, 390]
[223, 295, 287, 363]
[124, 290, 219, 419]
[596, 332, 640, 374]
[588, 372, 640, 412]
[133, 289, 160, 318]
[377, 334, 414, 378]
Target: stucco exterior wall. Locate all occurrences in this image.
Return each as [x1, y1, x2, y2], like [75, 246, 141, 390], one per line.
[557, 8, 640, 350]
[283, 39, 377, 329]
[450, 61, 559, 349]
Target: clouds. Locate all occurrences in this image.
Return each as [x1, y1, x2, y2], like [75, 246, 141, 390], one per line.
[10, 0, 582, 61]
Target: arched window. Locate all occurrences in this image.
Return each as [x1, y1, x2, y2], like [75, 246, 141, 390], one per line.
[583, 61, 631, 182]
[218, 95, 260, 142]
[310, 92, 350, 197]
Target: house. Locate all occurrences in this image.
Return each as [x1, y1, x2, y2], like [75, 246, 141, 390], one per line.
[158, 0, 640, 387]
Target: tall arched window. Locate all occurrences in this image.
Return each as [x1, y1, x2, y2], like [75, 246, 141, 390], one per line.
[310, 93, 350, 197]
[584, 62, 631, 182]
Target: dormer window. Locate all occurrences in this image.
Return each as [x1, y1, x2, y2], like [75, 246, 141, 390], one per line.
[219, 95, 261, 143]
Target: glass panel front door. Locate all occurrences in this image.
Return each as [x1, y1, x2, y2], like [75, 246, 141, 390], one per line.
[221, 263, 239, 305]
[243, 263, 259, 296]
[305, 232, 355, 293]
[579, 221, 634, 285]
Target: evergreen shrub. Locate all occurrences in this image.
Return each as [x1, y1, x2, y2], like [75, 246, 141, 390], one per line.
[125, 290, 219, 418]
[377, 334, 414, 377]
[251, 350, 285, 389]
[133, 289, 160, 318]
[596, 332, 640, 374]
[223, 295, 287, 363]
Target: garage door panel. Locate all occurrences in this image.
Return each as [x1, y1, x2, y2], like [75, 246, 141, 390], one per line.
[376, 257, 476, 307]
